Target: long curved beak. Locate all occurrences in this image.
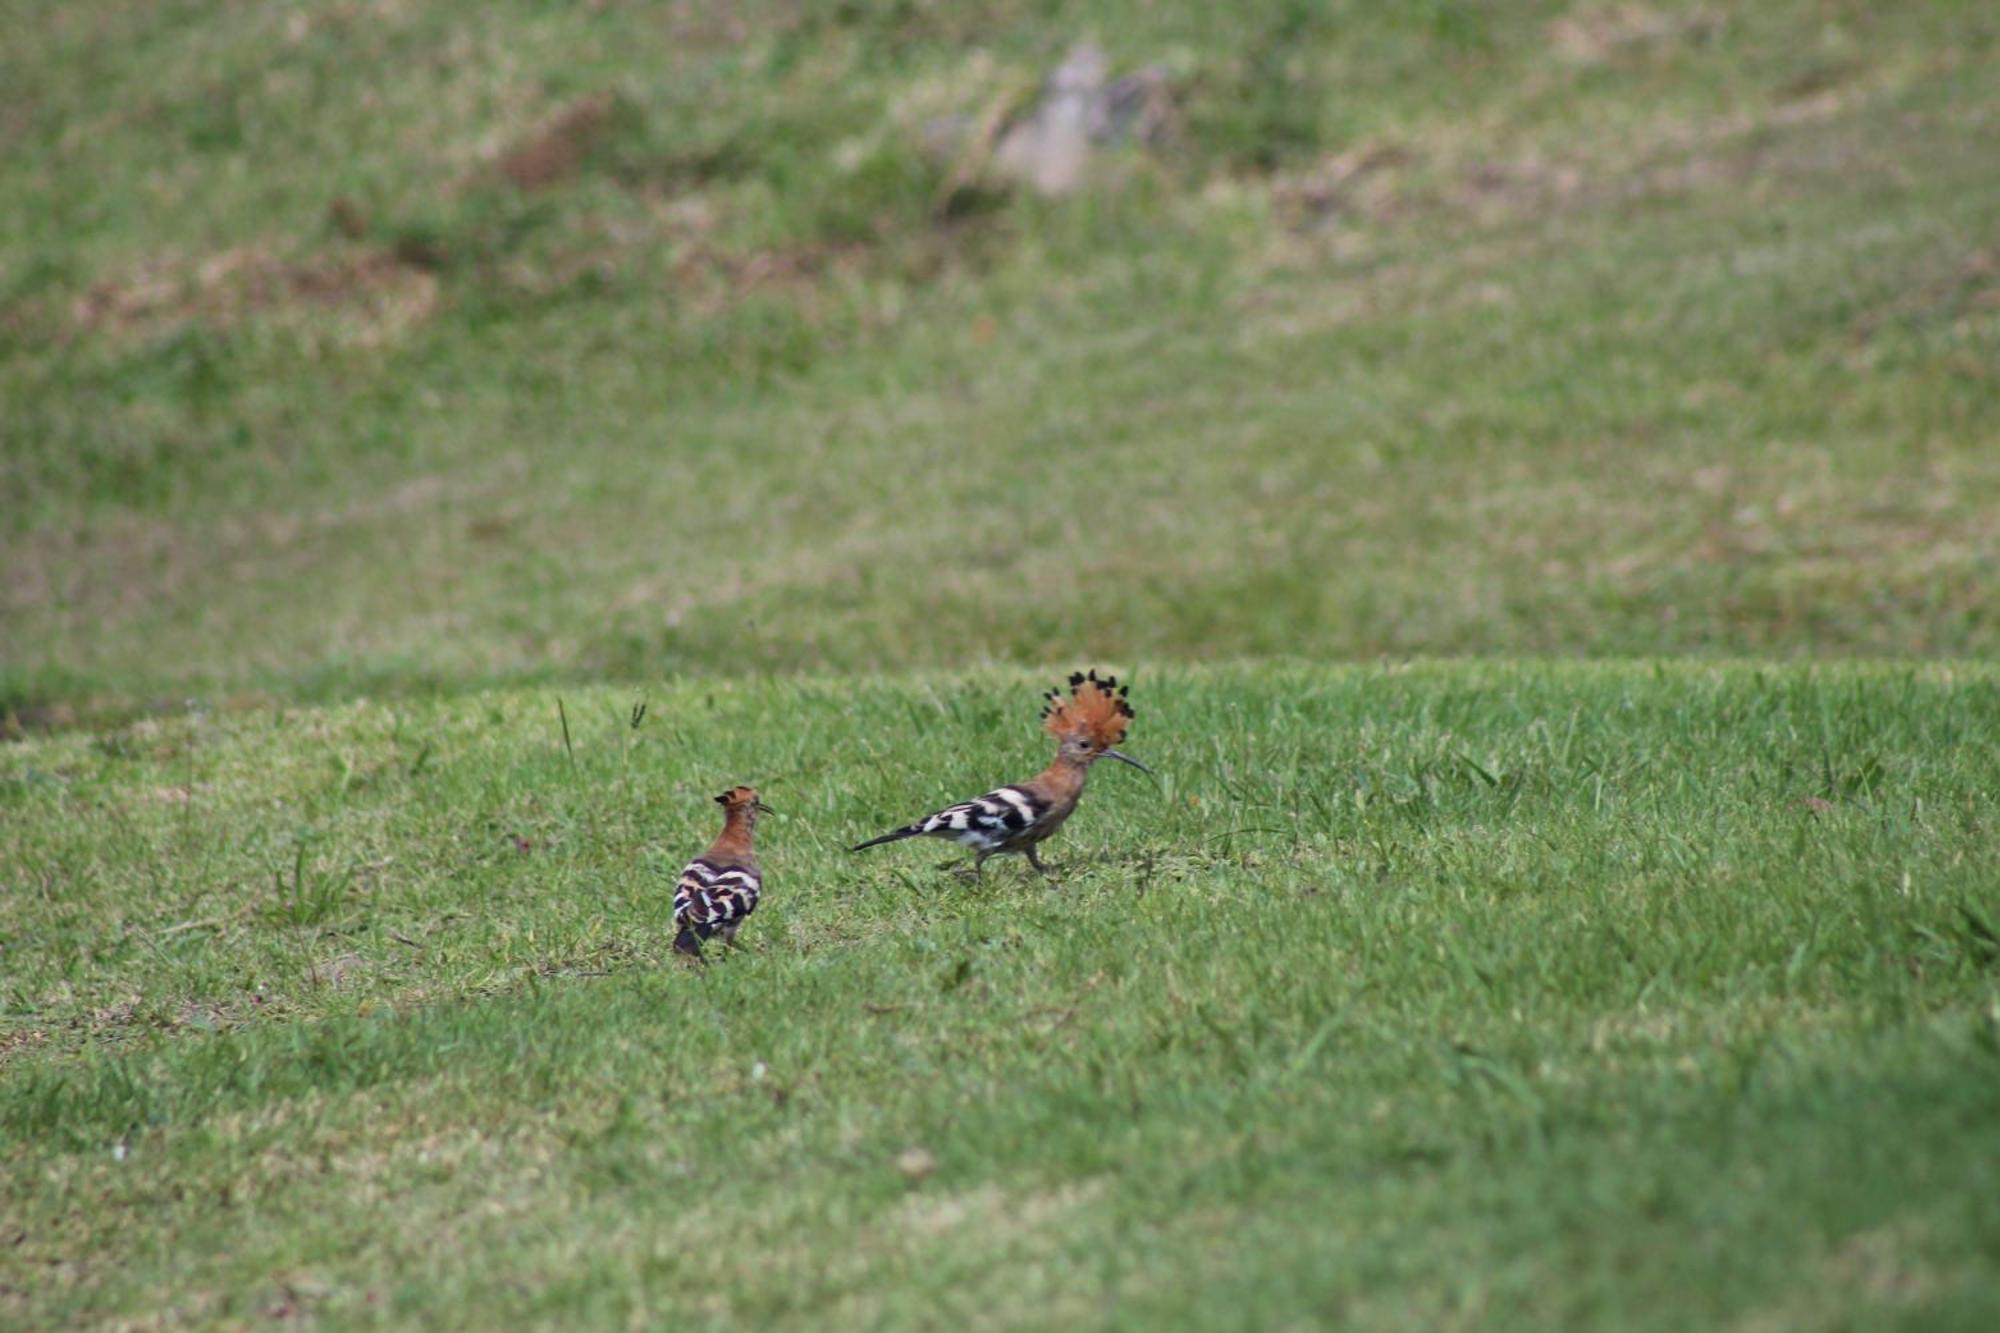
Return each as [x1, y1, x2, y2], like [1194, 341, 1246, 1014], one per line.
[1101, 748, 1153, 774]
[754, 800, 777, 814]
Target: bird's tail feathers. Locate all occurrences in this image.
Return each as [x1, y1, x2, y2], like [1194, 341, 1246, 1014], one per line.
[850, 825, 922, 853]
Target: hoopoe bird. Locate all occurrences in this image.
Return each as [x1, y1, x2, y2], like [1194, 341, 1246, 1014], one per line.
[672, 785, 774, 960]
[850, 670, 1150, 877]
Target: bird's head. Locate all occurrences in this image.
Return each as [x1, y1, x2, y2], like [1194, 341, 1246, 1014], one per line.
[1042, 671, 1150, 774]
[715, 785, 775, 823]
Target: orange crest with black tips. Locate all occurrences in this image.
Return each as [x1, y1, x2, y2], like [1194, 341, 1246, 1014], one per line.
[1040, 670, 1134, 749]
[715, 785, 761, 809]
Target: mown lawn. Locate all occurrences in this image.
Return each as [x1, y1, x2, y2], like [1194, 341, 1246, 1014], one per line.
[5, 1, 2000, 712]
[4, 663, 1998, 1327]
[6, 1, 2000, 1326]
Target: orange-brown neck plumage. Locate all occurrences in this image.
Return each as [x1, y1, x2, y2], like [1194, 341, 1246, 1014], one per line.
[705, 785, 768, 863]
[707, 805, 758, 863]
[1029, 749, 1091, 806]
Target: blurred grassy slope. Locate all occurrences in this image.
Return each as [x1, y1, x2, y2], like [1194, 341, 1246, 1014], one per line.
[4, 1, 1998, 706]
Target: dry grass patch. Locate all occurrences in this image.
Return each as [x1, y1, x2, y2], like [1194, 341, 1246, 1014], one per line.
[69, 245, 440, 345]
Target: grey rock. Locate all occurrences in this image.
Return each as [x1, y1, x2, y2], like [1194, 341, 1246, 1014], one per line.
[988, 43, 1175, 195]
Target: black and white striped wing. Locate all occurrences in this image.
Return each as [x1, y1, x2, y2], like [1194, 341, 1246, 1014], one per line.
[672, 857, 762, 937]
[915, 785, 1048, 851]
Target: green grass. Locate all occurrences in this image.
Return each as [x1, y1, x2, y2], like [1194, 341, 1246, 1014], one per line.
[4, 663, 1999, 1327]
[6, 2, 2000, 1326]
[5, 0, 1999, 712]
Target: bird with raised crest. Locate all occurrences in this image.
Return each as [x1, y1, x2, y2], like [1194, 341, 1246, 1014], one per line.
[672, 785, 773, 960]
[850, 670, 1150, 878]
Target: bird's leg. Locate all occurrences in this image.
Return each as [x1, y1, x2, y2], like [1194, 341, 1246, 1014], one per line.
[1025, 845, 1057, 880]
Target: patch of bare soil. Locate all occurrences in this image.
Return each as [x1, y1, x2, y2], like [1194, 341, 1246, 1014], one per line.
[1549, 5, 1725, 65]
[675, 238, 867, 288]
[0, 1027, 50, 1065]
[70, 245, 439, 343]
[1272, 144, 1595, 234]
[1269, 142, 1411, 227]
[1272, 71, 1892, 241]
[491, 93, 617, 193]
[670, 238, 874, 322]
[1849, 250, 2000, 346]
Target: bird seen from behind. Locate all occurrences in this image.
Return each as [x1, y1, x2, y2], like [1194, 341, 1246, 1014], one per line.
[850, 671, 1150, 878]
[673, 785, 773, 960]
